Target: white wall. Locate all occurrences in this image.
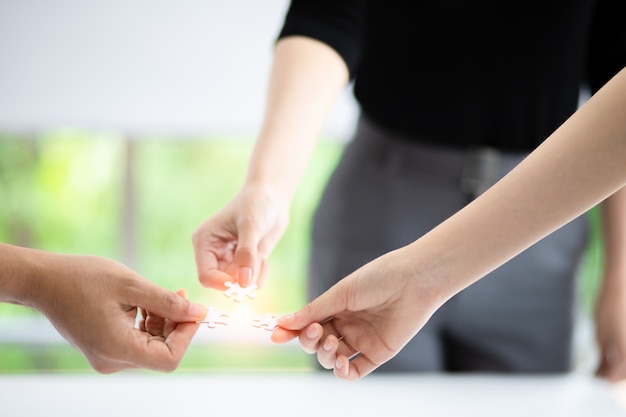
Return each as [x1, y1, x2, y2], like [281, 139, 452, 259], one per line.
[0, 0, 358, 139]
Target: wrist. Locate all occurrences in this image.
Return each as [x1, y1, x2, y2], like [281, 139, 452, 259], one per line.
[401, 239, 475, 308]
[244, 165, 299, 204]
[0, 244, 55, 307]
[240, 178, 292, 214]
[389, 245, 456, 311]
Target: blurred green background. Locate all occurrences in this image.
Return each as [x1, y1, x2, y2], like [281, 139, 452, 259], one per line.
[0, 132, 343, 373]
[0, 132, 603, 373]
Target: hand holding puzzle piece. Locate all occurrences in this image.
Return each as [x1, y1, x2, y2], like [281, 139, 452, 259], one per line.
[223, 281, 258, 302]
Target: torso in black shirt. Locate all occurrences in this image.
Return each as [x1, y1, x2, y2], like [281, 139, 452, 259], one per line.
[279, 0, 626, 151]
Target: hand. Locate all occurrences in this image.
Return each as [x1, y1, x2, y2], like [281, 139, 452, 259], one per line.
[192, 183, 289, 290]
[594, 273, 626, 382]
[271, 247, 448, 380]
[28, 254, 207, 373]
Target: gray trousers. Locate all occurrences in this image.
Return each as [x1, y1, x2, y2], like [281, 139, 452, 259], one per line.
[309, 115, 589, 373]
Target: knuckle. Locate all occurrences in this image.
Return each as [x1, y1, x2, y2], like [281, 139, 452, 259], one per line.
[161, 291, 184, 313]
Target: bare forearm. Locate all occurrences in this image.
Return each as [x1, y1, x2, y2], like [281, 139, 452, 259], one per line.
[245, 36, 349, 201]
[0, 243, 51, 307]
[407, 67, 626, 300]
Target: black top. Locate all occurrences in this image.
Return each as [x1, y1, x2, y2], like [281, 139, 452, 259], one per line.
[278, 0, 626, 151]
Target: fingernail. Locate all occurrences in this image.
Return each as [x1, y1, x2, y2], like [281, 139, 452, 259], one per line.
[239, 267, 252, 287]
[188, 303, 207, 319]
[306, 325, 319, 339]
[323, 340, 333, 351]
[335, 358, 343, 370]
[277, 314, 293, 325]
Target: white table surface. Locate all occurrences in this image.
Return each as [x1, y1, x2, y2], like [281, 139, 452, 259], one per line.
[1, 372, 624, 417]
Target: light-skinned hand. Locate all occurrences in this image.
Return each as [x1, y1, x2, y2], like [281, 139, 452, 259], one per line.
[192, 183, 289, 290]
[271, 247, 449, 380]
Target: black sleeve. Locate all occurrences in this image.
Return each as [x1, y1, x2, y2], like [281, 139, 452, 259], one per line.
[587, 0, 626, 93]
[277, 0, 366, 79]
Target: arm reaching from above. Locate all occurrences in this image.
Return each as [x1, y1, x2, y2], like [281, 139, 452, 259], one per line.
[0, 243, 207, 373]
[272, 66, 626, 380]
[192, 36, 349, 290]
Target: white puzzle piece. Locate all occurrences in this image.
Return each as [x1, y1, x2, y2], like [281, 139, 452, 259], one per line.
[197, 306, 229, 328]
[223, 281, 258, 302]
[252, 314, 278, 331]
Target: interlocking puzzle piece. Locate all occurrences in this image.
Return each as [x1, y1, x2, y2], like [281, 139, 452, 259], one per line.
[223, 281, 257, 302]
[252, 314, 278, 331]
[196, 306, 229, 328]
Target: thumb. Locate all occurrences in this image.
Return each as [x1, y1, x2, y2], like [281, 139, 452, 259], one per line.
[277, 285, 346, 331]
[135, 283, 207, 323]
[234, 220, 260, 288]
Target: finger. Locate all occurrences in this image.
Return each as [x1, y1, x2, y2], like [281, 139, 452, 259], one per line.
[317, 335, 342, 369]
[606, 346, 626, 383]
[163, 289, 190, 337]
[596, 352, 610, 379]
[335, 354, 376, 381]
[161, 322, 200, 370]
[320, 318, 361, 362]
[596, 342, 616, 379]
[298, 323, 324, 354]
[599, 344, 621, 381]
[234, 217, 262, 288]
[256, 258, 269, 289]
[238, 266, 253, 288]
[270, 326, 300, 344]
[138, 308, 148, 332]
[277, 285, 346, 331]
[334, 355, 352, 380]
[195, 248, 233, 289]
[128, 283, 207, 323]
[145, 311, 166, 336]
[128, 321, 200, 372]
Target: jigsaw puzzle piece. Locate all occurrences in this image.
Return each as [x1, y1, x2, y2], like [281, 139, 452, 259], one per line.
[223, 281, 258, 302]
[252, 314, 278, 331]
[196, 306, 229, 328]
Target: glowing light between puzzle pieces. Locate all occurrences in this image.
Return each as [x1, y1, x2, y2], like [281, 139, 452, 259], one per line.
[196, 302, 278, 332]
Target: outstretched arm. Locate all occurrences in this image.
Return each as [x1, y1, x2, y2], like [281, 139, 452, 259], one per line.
[273, 66, 626, 380]
[0, 243, 207, 373]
